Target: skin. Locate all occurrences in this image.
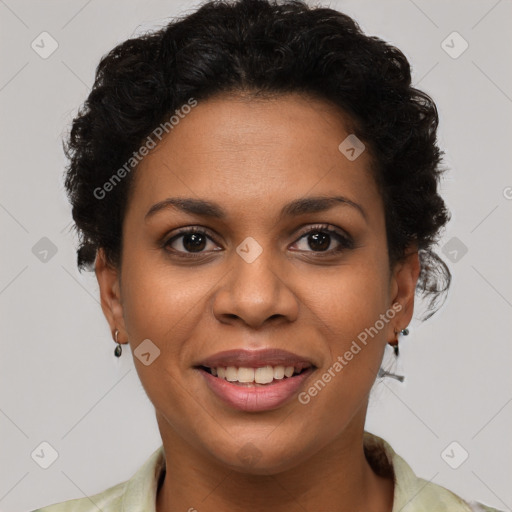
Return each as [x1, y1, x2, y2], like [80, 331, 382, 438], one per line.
[96, 92, 420, 512]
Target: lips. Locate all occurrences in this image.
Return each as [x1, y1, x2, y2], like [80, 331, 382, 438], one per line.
[194, 348, 317, 412]
[196, 348, 315, 369]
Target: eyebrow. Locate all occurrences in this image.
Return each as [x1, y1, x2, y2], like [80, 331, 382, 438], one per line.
[144, 195, 367, 222]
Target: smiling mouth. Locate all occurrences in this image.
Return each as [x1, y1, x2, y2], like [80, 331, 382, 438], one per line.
[197, 364, 312, 386]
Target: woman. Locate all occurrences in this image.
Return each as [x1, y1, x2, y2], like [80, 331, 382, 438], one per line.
[32, 0, 503, 510]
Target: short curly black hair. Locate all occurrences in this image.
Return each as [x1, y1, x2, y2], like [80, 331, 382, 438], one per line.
[63, 0, 451, 318]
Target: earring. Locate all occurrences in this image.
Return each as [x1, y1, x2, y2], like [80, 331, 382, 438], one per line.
[114, 329, 122, 358]
[390, 327, 409, 357]
[390, 329, 400, 357]
[380, 327, 408, 382]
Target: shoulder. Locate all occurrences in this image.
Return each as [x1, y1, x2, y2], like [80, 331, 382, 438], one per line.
[408, 475, 504, 512]
[30, 481, 125, 512]
[31, 445, 166, 512]
[363, 431, 505, 512]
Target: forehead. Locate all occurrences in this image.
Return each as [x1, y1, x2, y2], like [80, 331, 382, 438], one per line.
[127, 93, 382, 223]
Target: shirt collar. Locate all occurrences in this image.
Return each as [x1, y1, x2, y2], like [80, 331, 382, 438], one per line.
[363, 431, 474, 511]
[121, 444, 165, 511]
[121, 432, 474, 512]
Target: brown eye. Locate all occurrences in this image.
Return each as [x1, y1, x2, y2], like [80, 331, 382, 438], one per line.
[291, 225, 354, 254]
[306, 232, 330, 251]
[180, 232, 207, 252]
[164, 228, 220, 256]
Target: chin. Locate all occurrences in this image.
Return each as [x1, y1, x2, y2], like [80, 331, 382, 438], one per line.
[207, 439, 312, 476]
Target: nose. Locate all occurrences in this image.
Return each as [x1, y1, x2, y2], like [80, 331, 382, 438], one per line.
[212, 244, 299, 329]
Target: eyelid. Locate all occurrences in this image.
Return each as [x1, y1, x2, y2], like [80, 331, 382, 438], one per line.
[294, 223, 352, 241]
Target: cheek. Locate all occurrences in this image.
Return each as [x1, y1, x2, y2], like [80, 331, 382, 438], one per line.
[297, 260, 390, 402]
[118, 257, 205, 417]
[119, 249, 206, 341]
[304, 257, 390, 335]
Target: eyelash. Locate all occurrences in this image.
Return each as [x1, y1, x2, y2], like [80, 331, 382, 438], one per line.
[161, 224, 354, 259]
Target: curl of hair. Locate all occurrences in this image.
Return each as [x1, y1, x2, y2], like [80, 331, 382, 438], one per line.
[63, 0, 451, 319]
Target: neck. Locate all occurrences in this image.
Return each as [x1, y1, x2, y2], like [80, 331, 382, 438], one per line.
[155, 418, 394, 512]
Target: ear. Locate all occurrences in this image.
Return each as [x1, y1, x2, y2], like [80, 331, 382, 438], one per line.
[95, 248, 128, 344]
[388, 247, 421, 336]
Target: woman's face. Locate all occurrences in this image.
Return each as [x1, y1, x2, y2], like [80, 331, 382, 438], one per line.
[96, 93, 419, 473]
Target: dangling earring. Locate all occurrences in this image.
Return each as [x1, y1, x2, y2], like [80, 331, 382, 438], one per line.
[380, 327, 409, 382]
[390, 327, 409, 357]
[114, 329, 122, 357]
[390, 328, 400, 356]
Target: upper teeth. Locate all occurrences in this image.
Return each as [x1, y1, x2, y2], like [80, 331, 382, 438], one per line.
[211, 365, 301, 384]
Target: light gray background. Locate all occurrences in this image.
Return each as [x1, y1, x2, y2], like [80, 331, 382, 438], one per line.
[1, 1, 511, 511]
